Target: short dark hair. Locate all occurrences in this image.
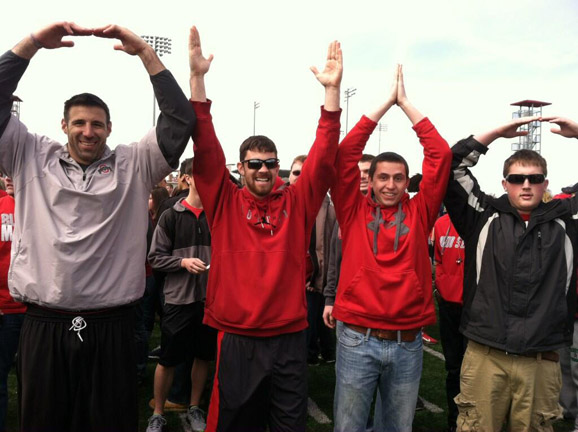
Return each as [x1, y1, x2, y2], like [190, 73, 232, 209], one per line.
[368, 152, 409, 179]
[179, 157, 194, 177]
[503, 149, 547, 178]
[359, 153, 375, 164]
[291, 155, 307, 170]
[64, 93, 111, 124]
[239, 136, 277, 162]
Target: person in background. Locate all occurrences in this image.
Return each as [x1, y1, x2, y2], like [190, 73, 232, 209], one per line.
[0, 173, 24, 432]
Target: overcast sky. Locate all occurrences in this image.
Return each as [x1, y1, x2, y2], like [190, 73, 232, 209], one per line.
[2, 0, 577, 195]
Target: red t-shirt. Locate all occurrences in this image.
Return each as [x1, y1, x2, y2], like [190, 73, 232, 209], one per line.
[0, 195, 26, 314]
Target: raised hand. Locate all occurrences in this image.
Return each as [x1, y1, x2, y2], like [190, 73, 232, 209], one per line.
[310, 40, 343, 89]
[542, 116, 578, 139]
[31, 22, 93, 49]
[189, 26, 213, 77]
[495, 117, 537, 139]
[92, 25, 149, 56]
[396, 64, 409, 107]
[474, 116, 537, 146]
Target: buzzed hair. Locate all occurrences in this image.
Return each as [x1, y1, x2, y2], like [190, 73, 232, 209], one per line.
[368, 152, 409, 179]
[64, 93, 111, 124]
[503, 149, 547, 178]
[359, 153, 375, 164]
[239, 136, 277, 162]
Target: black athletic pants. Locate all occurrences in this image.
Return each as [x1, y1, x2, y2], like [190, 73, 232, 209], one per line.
[18, 304, 138, 432]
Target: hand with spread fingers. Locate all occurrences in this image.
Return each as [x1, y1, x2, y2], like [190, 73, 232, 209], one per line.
[310, 40, 342, 112]
[189, 26, 214, 77]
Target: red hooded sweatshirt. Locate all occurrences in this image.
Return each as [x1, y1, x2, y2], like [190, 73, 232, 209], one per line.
[332, 115, 451, 330]
[192, 101, 341, 336]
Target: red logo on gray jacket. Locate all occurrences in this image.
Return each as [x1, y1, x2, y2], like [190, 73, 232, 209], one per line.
[98, 164, 112, 175]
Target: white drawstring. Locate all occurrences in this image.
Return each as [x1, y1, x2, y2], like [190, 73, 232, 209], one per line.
[69, 316, 87, 342]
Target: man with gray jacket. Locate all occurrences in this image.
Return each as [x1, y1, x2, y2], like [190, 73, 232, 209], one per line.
[0, 22, 194, 431]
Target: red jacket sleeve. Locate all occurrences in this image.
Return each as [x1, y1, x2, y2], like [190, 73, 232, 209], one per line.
[191, 100, 235, 227]
[411, 118, 452, 231]
[293, 107, 341, 227]
[332, 115, 377, 227]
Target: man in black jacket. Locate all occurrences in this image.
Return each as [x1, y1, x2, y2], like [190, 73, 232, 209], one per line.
[444, 115, 578, 431]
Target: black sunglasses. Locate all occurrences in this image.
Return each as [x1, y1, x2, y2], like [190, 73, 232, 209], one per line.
[291, 170, 301, 177]
[505, 174, 546, 185]
[241, 158, 280, 170]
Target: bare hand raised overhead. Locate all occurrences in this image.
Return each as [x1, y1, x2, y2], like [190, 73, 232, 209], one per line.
[189, 26, 213, 77]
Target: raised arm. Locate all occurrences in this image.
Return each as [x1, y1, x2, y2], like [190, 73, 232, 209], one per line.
[332, 69, 397, 225]
[12, 22, 93, 60]
[292, 41, 342, 227]
[1, 22, 92, 138]
[444, 117, 535, 238]
[472, 116, 535, 146]
[188, 26, 230, 226]
[396, 65, 424, 126]
[92, 25, 164, 75]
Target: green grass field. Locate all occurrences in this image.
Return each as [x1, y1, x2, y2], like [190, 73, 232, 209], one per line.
[4, 319, 577, 431]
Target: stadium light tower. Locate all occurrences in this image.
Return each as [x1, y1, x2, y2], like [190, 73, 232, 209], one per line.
[141, 35, 172, 126]
[253, 101, 260, 135]
[510, 99, 551, 154]
[344, 87, 356, 134]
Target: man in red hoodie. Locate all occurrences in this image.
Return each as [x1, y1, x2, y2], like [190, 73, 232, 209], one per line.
[0, 173, 24, 432]
[329, 65, 451, 432]
[188, 27, 342, 432]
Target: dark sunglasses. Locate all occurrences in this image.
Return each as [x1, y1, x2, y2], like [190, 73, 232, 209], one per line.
[241, 158, 280, 170]
[505, 174, 546, 184]
[291, 170, 301, 177]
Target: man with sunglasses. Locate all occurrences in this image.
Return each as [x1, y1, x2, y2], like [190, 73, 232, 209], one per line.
[444, 116, 578, 431]
[188, 27, 342, 432]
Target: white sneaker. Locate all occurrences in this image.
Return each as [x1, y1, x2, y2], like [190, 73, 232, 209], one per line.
[146, 414, 167, 432]
[186, 406, 207, 432]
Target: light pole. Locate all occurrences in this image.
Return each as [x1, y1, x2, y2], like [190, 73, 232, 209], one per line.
[377, 123, 388, 154]
[142, 35, 172, 126]
[253, 101, 260, 135]
[344, 87, 356, 134]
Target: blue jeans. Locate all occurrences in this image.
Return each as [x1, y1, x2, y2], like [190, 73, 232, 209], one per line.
[0, 313, 24, 432]
[333, 321, 422, 432]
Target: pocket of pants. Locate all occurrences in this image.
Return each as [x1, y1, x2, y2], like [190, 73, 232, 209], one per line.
[338, 325, 364, 348]
[454, 394, 480, 431]
[532, 408, 562, 431]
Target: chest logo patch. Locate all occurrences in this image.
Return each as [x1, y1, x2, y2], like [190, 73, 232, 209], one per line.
[97, 164, 113, 175]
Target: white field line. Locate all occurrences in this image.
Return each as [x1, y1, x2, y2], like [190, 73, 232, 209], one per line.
[421, 397, 444, 414]
[424, 345, 445, 361]
[308, 397, 332, 424]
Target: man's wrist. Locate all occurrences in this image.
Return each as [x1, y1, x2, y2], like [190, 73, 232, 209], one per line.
[29, 33, 44, 49]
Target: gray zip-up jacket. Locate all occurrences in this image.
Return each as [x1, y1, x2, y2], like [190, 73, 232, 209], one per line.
[0, 50, 195, 310]
[148, 199, 211, 305]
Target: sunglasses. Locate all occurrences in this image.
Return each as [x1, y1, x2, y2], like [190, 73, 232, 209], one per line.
[291, 170, 301, 177]
[241, 158, 280, 170]
[505, 174, 546, 184]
